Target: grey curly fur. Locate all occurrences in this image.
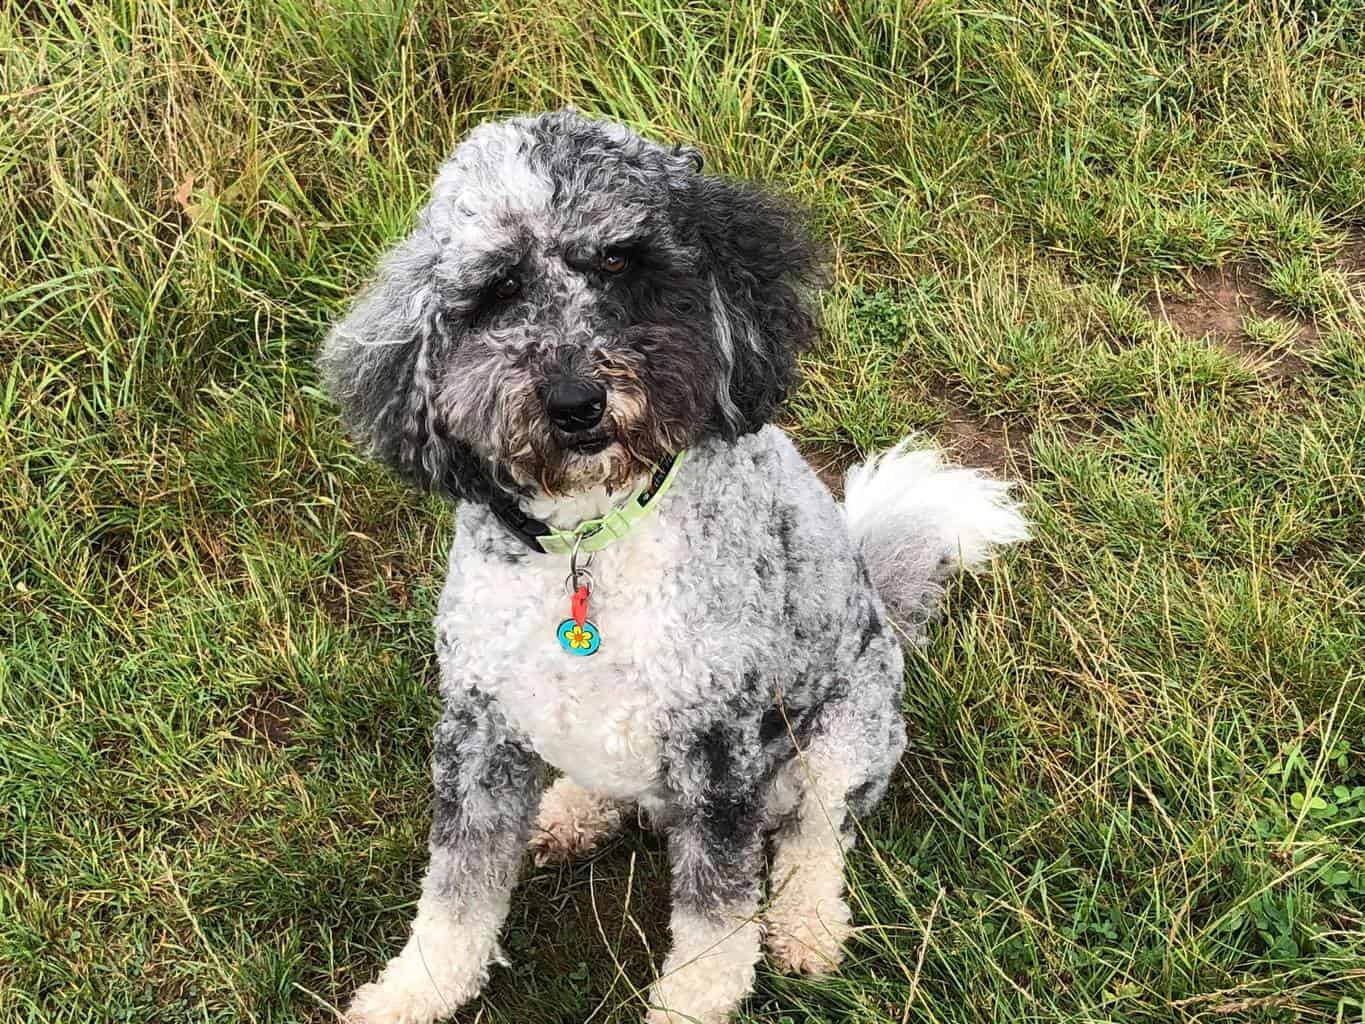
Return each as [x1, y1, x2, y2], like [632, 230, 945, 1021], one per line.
[321, 110, 1027, 1024]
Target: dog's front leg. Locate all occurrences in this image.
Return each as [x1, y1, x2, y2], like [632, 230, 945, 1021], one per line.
[347, 691, 544, 1024]
[648, 726, 764, 1024]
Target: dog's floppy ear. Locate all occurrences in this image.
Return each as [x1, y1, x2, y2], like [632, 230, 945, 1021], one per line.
[683, 175, 827, 435]
[319, 224, 495, 503]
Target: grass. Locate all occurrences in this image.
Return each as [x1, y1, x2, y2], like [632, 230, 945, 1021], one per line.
[3, 0, 1365, 1021]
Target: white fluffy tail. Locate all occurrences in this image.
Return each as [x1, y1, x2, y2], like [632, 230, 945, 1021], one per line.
[843, 440, 1029, 643]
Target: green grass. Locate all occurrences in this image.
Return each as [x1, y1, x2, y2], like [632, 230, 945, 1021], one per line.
[3, 1, 1365, 1021]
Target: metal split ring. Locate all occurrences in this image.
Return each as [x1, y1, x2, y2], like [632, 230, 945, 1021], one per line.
[567, 533, 594, 592]
[564, 568, 594, 594]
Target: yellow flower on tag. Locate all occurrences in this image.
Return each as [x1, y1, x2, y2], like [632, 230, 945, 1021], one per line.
[564, 624, 595, 650]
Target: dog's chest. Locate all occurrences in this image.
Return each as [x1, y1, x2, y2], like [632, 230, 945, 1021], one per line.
[441, 522, 692, 798]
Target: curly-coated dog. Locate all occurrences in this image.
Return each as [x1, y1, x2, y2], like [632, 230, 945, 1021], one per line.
[321, 109, 1028, 1024]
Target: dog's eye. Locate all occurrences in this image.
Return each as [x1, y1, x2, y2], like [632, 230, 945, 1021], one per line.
[600, 252, 628, 275]
[493, 275, 521, 300]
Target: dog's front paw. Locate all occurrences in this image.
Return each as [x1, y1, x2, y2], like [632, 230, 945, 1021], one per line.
[765, 899, 852, 976]
[645, 1006, 728, 1024]
[645, 982, 734, 1024]
[646, 912, 761, 1024]
[529, 778, 625, 865]
[344, 978, 448, 1024]
[343, 928, 487, 1024]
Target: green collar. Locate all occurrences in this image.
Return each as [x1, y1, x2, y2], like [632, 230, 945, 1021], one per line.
[488, 451, 686, 556]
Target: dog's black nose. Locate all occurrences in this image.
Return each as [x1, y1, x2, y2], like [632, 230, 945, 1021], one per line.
[546, 379, 606, 433]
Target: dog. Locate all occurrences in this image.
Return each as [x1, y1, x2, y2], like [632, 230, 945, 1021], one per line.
[320, 109, 1028, 1024]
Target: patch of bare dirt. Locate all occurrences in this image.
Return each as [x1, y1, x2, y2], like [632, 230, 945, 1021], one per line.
[1338, 235, 1365, 275]
[798, 400, 1029, 498]
[232, 686, 296, 748]
[1150, 262, 1275, 336]
[935, 403, 1030, 479]
[923, 378, 1032, 479]
[1147, 262, 1314, 380]
[801, 441, 862, 499]
[1338, 233, 1365, 309]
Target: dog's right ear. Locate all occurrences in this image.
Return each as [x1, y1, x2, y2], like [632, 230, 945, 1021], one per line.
[319, 225, 494, 503]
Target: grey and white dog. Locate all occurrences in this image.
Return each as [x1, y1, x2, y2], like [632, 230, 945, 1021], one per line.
[321, 109, 1028, 1024]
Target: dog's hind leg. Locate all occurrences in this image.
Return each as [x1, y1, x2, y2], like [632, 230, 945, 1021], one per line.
[763, 745, 855, 975]
[528, 776, 629, 864]
[764, 685, 905, 976]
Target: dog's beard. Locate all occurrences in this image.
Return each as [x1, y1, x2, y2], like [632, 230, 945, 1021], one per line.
[486, 391, 682, 497]
[441, 343, 711, 498]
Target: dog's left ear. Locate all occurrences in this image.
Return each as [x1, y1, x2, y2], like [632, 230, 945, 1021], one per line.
[680, 175, 827, 436]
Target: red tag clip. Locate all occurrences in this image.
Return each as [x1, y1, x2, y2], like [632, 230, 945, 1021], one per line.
[571, 584, 590, 628]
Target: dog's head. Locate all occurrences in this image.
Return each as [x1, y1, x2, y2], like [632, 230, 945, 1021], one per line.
[321, 110, 825, 501]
